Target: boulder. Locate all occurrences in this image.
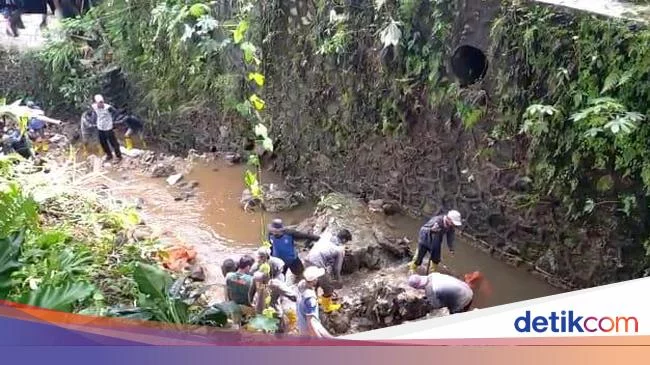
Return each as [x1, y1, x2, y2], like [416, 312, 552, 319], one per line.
[240, 184, 304, 212]
[150, 162, 176, 178]
[320, 272, 448, 335]
[296, 193, 413, 274]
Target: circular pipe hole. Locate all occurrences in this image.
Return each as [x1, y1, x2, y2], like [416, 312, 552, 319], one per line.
[451, 45, 488, 86]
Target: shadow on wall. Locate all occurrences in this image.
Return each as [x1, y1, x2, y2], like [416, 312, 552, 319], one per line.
[451, 45, 488, 86]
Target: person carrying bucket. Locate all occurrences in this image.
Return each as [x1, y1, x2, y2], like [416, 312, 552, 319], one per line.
[407, 271, 487, 314]
[408, 210, 462, 274]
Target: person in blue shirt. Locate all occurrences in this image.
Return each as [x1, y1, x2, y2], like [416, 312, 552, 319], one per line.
[267, 218, 320, 283]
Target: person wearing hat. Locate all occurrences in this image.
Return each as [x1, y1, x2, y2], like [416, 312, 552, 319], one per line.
[251, 246, 286, 281]
[304, 228, 352, 313]
[408, 271, 484, 314]
[267, 218, 320, 283]
[296, 266, 334, 338]
[409, 210, 462, 274]
[89, 94, 122, 163]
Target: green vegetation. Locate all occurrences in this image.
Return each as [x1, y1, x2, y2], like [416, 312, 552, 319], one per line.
[0, 156, 152, 311]
[490, 3, 650, 256]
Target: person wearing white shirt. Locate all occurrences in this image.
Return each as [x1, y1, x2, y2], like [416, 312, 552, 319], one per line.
[89, 94, 122, 162]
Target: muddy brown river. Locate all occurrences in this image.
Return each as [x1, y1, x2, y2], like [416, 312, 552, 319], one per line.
[106, 158, 561, 307]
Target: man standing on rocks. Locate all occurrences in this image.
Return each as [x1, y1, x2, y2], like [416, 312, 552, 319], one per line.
[304, 228, 352, 313]
[409, 210, 462, 274]
[296, 266, 334, 338]
[89, 94, 122, 163]
[267, 218, 320, 283]
[407, 271, 484, 314]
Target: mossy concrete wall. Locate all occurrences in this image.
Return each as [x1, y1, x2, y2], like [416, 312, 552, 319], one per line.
[258, 0, 649, 289]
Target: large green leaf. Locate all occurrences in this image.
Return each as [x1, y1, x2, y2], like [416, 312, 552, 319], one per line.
[192, 304, 228, 327]
[19, 282, 95, 312]
[133, 263, 173, 301]
[0, 230, 25, 299]
[247, 314, 279, 332]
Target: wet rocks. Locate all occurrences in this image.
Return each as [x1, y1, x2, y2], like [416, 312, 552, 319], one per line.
[150, 162, 176, 178]
[368, 199, 401, 215]
[240, 183, 304, 212]
[320, 274, 446, 335]
[224, 152, 242, 165]
[190, 265, 206, 281]
[166, 173, 183, 186]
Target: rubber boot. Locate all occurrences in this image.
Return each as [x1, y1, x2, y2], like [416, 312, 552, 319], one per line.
[95, 144, 103, 156]
[125, 137, 134, 150]
[408, 261, 418, 273]
[318, 296, 341, 313]
[285, 309, 297, 331]
[428, 262, 438, 274]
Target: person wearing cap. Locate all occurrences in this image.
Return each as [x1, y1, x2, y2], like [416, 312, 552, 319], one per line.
[89, 94, 122, 163]
[304, 228, 352, 313]
[249, 270, 298, 333]
[407, 271, 484, 314]
[296, 266, 334, 338]
[251, 246, 286, 281]
[267, 218, 320, 283]
[408, 210, 462, 274]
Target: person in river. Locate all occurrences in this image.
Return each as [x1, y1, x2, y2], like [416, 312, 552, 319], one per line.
[267, 218, 320, 283]
[115, 109, 146, 150]
[296, 266, 334, 338]
[251, 246, 286, 281]
[225, 255, 255, 306]
[249, 270, 298, 333]
[304, 228, 352, 313]
[407, 271, 485, 314]
[409, 210, 462, 274]
[87, 95, 122, 163]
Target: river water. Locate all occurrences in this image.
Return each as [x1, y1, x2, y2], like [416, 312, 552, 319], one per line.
[107, 158, 562, 307]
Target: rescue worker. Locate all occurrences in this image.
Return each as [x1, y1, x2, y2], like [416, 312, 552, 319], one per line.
[249, 270, 297, 333]
[304, 228, 352, 313]
[407, 271, 485, 314]
[25, 101, 48, 153]
[221, 258, 237, 278]
[409, 210, 462, 274]
[80, 110, 101, 156]
[88, 95, 122, 163]
[251, 246, 286, 282]
[267, 218, 320, 283]
[224, 255, 255, 326]
[296, 266, 334, 338]
[1, 119, 32, 159]
[115, 110, 146, 150]
[224, 255, 255, 306]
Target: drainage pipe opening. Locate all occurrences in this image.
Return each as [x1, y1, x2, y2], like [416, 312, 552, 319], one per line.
[451, 45, 488, 86]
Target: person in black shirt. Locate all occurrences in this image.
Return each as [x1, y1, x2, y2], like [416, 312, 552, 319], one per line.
[115, 110, 146, 150]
